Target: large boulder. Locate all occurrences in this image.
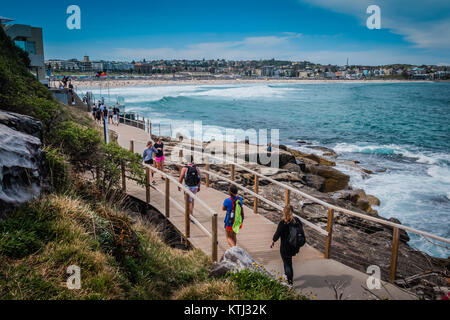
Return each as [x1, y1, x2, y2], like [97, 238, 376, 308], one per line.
[306, 165, 350, 192]
[209, 246, 271, 278]
[0, 110, 48, 215]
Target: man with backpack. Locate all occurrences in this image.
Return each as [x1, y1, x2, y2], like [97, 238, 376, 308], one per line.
[222, 184, 244, 247]
[270, 205, 306, 286]
[178, 155, 201, 217]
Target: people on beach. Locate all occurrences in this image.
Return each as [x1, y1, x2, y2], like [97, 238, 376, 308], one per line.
[95, 105, 102, 124]
[143, 141, 157, 184]
[267, 142, 272, 152]
[112, 106, 120, 126]
[178, 155, 201, 217]
[270, 205, 306, 285]
[91, 103, 97, 120]
[107, 106, 113, 124]
[154, 137, 165, 179]
[222, 184, 244, 247]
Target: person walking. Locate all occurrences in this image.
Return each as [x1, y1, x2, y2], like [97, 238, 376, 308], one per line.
[143, 141, 157, 184]
[270, 205, 306, 286]
[178, 155, 201, 217]
[154, 137, 165, 179]
[107, 106, 113, 124]
[222, 184, 244, 247]
[112, 106, 120, 126]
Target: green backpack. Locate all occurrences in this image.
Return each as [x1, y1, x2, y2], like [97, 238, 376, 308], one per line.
[231, 197, 244, 234]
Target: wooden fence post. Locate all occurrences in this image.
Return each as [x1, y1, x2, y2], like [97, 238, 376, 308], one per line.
[121, 161, 126, 192]
[284, 189, 290, 207]
[212, 213, 218, 262]
[390, 227, 400, 283]
[179, 149, 183, 162]
[165, 178, 170, 218]
[129, 140, 134, 153]
[205, 156, 210, 188]
[149, 122, 152, 138]
[324, 209, 334, 259]
[145, 167, 151, 204]
[185, 193, 190, 239]
[253, 175, 259, 214]
[230, 164, 235, 181]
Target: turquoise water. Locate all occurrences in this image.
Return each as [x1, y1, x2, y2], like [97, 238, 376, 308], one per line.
[90, 82, 450, 257]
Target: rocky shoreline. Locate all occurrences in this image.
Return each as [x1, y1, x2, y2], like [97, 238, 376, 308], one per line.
[155, 135, 449, 300]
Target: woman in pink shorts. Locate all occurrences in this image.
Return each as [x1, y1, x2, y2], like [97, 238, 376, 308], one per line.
[154, 137, 165, 179]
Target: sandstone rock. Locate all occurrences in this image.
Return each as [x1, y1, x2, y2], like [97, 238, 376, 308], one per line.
[306, 165, 350, 192]
[277, 152, 297, 167]
[270, 172, 304, 183]
[301, 174, 326, 192]
[0, 110, 48, 215]
[367, 195, 381, 206]
[289, 149, 335, 166]
[282, 162, 302, 173]
[308, 146, 338, 158]
[209, 246, 270, 278]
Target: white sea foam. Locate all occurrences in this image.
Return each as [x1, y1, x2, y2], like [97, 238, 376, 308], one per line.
[427, 166, 450, 183]
[89, 84, 301, 103]
[333, 142, 448, 165]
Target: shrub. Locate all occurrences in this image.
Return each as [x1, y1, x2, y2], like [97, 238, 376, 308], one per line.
[227, 269, 308, 300]
[49, 121, 103, 173]
[99, 142, 145, 192]
[44, 147, 71, 192]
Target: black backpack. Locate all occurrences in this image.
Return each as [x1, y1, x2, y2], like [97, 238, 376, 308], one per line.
[287, 218, 306, 255]
[185, 165, 200, 187]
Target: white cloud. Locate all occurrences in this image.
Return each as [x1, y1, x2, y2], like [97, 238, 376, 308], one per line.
[301, 0, 450, 49]
[113, 34, 303, 61]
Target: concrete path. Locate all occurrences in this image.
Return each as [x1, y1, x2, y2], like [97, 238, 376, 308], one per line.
[108, 121, 416, 300]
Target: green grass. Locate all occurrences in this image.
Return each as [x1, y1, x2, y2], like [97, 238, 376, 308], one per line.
[0, 194, 213, 300]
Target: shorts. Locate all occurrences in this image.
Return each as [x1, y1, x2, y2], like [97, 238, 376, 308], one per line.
[155, 155, 165, 163]
[226, 223, 243, 232]
[144, 159, 153, 165]
[113, 114, 118, 123]
[185, 186, 198, 203]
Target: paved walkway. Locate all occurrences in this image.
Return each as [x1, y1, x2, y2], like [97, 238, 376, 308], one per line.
[109, 121, 416, 300]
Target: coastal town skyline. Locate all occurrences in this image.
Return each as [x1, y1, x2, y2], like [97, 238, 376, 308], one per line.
[46, 56, 450, 80]
[1, 0, 450, 66]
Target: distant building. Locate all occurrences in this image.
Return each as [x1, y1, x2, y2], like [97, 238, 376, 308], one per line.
[81, 56, 92, 72]
[134, 62, 153, 74]
[262, 66, 274, 77]
[1, 17, 46, 82]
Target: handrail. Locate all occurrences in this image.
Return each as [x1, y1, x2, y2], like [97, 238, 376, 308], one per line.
[143, 163, 217, 218]
[150, 181, 212, 238]
[177, 144, 450, 245]
[203, 168, 328, 236]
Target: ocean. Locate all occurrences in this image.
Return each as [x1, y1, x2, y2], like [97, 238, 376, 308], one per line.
[88, 81, 450, 258]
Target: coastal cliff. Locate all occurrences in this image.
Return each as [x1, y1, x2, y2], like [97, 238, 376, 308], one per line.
[0, 110, 48, 214]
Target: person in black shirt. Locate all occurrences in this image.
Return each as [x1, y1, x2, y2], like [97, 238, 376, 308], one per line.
[154, 137, 165, 179]
[270, 205, 301, 285]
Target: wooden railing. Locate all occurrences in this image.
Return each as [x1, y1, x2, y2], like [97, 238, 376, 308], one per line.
[120, 160, 219, 262]
[114, 115, 450, 283]
[175, 143, 450, 283]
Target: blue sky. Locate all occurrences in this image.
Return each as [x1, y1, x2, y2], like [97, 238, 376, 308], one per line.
[2, 0, 450, 65]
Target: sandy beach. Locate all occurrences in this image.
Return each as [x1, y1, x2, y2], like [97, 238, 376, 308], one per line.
[69, 77, 428, 89]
